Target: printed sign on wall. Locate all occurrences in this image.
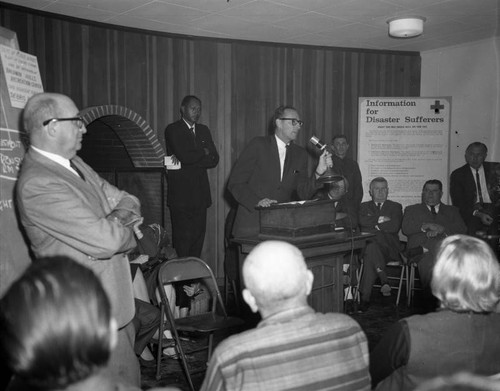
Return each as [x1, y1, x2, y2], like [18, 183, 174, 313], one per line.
[358, 97, 451, 209]
[0, 44, 43, 109]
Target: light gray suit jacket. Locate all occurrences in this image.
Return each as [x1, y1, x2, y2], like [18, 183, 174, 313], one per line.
[17, 149, 138, 327]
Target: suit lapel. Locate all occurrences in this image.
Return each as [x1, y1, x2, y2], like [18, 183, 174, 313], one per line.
[29, 151, 106, 215]
[269, 136, 281, 183]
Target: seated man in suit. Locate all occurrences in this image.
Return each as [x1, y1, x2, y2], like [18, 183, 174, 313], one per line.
[450, 142, 499, 255]
[200, 240, 371, 391]
[358, 177, 403, 311]
[402, 180, 466, 306]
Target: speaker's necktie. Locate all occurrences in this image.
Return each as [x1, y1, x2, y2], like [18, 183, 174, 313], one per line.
[430, 205, 437, 215]
[70, 160, 85, 181]
[475, 169, 484, 204]
[377, 202, 382, 211]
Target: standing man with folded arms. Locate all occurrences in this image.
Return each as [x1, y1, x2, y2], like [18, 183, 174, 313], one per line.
[228, 105, 331, 238]
[164, 95, 219, 258]
[17, 92, 141, 387]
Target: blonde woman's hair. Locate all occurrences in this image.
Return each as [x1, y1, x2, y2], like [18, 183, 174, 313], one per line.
[431, 235, 500, 313]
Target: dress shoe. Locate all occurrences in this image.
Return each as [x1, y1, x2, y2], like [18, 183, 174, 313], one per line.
[358, 301, 370, 313]
[380, 283, 392, 297]
[344, 299, 355, 314]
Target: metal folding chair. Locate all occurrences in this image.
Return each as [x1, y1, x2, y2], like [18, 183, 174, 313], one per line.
[155, 257, 244, 390]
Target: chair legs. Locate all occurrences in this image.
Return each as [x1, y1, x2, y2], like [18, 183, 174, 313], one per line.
[395, 264, 409, 306]
[357, 260, 411, 306]
[354, 262, 364, 303]
[408, 264, 420, 306]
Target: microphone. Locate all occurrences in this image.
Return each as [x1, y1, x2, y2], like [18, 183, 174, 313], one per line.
[310, 136, 327, 151]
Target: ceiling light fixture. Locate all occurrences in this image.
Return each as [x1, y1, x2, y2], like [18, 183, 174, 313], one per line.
[387, 16, 426, 38]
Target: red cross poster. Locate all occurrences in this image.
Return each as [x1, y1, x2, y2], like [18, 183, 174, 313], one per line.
[358, 97, 451, 210]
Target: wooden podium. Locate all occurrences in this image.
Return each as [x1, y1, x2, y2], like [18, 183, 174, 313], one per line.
[234, 201, 373, 314]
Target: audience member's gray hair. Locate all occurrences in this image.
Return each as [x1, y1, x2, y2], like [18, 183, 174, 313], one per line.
[431, 235, 500, 313]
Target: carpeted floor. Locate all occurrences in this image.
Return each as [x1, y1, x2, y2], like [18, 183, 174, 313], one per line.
[141, 287, 428, 391]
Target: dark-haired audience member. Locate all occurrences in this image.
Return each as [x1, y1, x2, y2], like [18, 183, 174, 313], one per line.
[358, 177, 402, 311]
[329, 134, 363, 208]
[17, 92, 141, 386]
[0, 257, 179, 391]
[450, 142, 499, 255]
[227, 105, 331, 237]
[201, 240, 371, 391]
[164, 95, 219, 258]
[370, 235, 500, 391]
[401, 179, 466, 301]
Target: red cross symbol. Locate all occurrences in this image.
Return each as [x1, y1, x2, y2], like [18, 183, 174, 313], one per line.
[430, 100, 444, 114]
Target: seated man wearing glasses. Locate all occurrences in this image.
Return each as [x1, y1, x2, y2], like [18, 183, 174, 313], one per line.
[17, 93, 141, 387]
[228, 105, 332, 237]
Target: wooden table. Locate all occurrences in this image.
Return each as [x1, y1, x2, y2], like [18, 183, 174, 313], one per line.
[234, 232, 373, 314]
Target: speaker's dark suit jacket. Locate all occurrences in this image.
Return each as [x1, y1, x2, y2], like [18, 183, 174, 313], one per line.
[450, 162, 496, 232]
[228, 136, 320, 237]
[165, 119, 219, 209]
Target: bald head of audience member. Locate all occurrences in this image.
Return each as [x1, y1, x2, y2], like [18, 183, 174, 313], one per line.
[242, 240, 313, 318]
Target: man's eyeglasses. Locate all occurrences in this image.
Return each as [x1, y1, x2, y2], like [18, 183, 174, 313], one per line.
[43, 116, 85, 129]
[279, 118, 304, 127]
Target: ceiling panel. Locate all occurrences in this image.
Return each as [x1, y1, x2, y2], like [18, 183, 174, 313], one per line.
[1, 0, 498, 51]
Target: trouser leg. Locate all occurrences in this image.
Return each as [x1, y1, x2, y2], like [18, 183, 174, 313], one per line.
[170, 206, 207, 258]
[360, 241, 387, 302]
[133, 299, 161, 356]
[105, 321, 140, 387]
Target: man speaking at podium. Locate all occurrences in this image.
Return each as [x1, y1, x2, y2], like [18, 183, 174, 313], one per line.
[228, 105, 331, 237]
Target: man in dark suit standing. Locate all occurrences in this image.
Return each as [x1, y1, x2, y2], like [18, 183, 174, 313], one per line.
[402, 180, 466, 301]
[450, 142, 498, 254]
[17, 93, 141, 387]
[358, 177, 402, 311]
[164, 95, 219, 258]
[228, 105, 331, 237]
[329, 134, 363, 209]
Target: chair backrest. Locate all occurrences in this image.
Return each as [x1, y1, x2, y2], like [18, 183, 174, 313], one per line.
[157, 257, 227, 317]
